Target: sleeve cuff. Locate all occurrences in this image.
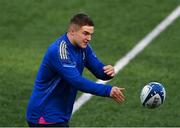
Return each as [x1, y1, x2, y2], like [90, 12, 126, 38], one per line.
[105, 85, 112, 97]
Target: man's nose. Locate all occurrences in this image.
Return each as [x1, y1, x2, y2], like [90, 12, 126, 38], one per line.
[87, 35, 92, 41]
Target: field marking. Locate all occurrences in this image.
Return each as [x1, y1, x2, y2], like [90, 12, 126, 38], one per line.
[72, 6, 180, 114]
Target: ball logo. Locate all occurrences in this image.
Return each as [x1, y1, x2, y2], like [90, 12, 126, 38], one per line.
[151, 96, 160, 108]
[140, 82, 166, 109]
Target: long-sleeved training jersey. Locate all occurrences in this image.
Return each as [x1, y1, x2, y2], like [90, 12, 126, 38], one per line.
[26, 33, 113, 124]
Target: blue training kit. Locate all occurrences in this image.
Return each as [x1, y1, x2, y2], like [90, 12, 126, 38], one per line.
[26, 33, 113, 124]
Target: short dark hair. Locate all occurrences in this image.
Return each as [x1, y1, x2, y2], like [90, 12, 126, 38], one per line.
[69, 13, 94, 27]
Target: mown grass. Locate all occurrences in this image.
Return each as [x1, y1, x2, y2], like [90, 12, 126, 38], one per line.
[0, 0, 179, 126]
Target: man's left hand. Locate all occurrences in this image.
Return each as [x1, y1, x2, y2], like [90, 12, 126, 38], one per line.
[103, 65, 115, 77]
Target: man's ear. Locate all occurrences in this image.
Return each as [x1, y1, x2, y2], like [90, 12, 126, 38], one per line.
[71, 29, 76, 36]
[68, 24, 78, 35]
[69, 27, 77, 37]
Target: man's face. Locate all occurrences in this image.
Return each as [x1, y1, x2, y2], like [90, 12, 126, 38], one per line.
[73, 25, 94, 48]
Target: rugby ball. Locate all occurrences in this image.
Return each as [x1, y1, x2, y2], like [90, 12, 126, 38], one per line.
[140, 82, 166, 108]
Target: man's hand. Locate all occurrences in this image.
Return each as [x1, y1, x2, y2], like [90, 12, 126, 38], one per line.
[103, 65, 115, 77]
[110, 87, 125, 103]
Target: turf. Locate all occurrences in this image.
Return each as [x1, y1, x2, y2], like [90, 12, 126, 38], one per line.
[0, 0, 179, 126]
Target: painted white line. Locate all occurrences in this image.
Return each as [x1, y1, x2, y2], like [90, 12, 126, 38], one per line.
[72, 6, 180, 114]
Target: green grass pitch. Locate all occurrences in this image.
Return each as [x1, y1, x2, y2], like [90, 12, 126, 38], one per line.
[0, 0, 179, 126]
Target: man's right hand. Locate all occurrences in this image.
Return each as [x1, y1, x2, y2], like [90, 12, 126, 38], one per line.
[110, 86, 125, 103]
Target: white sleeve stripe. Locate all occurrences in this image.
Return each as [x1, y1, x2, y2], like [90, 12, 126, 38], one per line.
[61, 41, 65, 59]
[60, 42, 63, 59]
[64, 42, 68, 59]
[60, 41, 68, 60]
[63, 42, 67, 59]
[62, 42, 65, 59]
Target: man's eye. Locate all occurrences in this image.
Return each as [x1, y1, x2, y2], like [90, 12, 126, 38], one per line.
[83, 32, 93, 37]
[83, 32, 89, 35]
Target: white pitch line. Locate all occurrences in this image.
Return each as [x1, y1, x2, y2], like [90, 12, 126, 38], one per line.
[72, 6, 180, 114]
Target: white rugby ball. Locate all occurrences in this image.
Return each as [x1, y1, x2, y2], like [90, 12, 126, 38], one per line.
[140, 82, 166, 108]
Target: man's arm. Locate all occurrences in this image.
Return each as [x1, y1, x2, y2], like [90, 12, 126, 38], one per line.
[85, 45, 115, 80]
[48, 43, 125, 102]
[48, 44, 112, 97]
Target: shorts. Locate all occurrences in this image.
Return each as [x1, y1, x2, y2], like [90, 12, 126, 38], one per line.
[27, 121, 69, 127]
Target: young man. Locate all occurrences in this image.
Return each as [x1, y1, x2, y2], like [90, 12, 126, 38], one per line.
[26, 13, 125, 127]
